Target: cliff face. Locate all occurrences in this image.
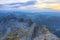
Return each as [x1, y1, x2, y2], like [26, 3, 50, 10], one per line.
[33, 24, 59, 40]
[0, 14, 60, 40]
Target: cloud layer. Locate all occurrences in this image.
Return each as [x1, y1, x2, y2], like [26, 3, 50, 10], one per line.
[0, 0, 32, 4]
[0, 0, 60, 11]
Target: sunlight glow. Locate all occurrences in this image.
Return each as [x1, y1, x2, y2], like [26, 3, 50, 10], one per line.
[34, 0, 60, 10]
[34, 3, 60, 10]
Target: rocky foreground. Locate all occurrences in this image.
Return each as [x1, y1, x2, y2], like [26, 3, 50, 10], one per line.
[0, 14, 60, 40]
[0, 23, 60, 40]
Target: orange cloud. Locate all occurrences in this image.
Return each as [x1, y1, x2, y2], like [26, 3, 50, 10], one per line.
[34, 3, 60, 10]
[47, 4, 60, 10]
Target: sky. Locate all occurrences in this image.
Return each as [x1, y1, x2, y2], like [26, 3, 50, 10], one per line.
[0, 0, 60, 11]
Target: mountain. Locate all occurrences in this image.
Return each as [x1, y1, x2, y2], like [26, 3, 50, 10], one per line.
[0, 13, 60, 40]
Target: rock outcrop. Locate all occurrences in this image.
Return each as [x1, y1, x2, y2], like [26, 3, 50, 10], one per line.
[2, 23, 59, 40]
[33, 25, 59, 40]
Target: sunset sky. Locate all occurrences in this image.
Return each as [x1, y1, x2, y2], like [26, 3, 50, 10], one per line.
[0, 0, 60, 11]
